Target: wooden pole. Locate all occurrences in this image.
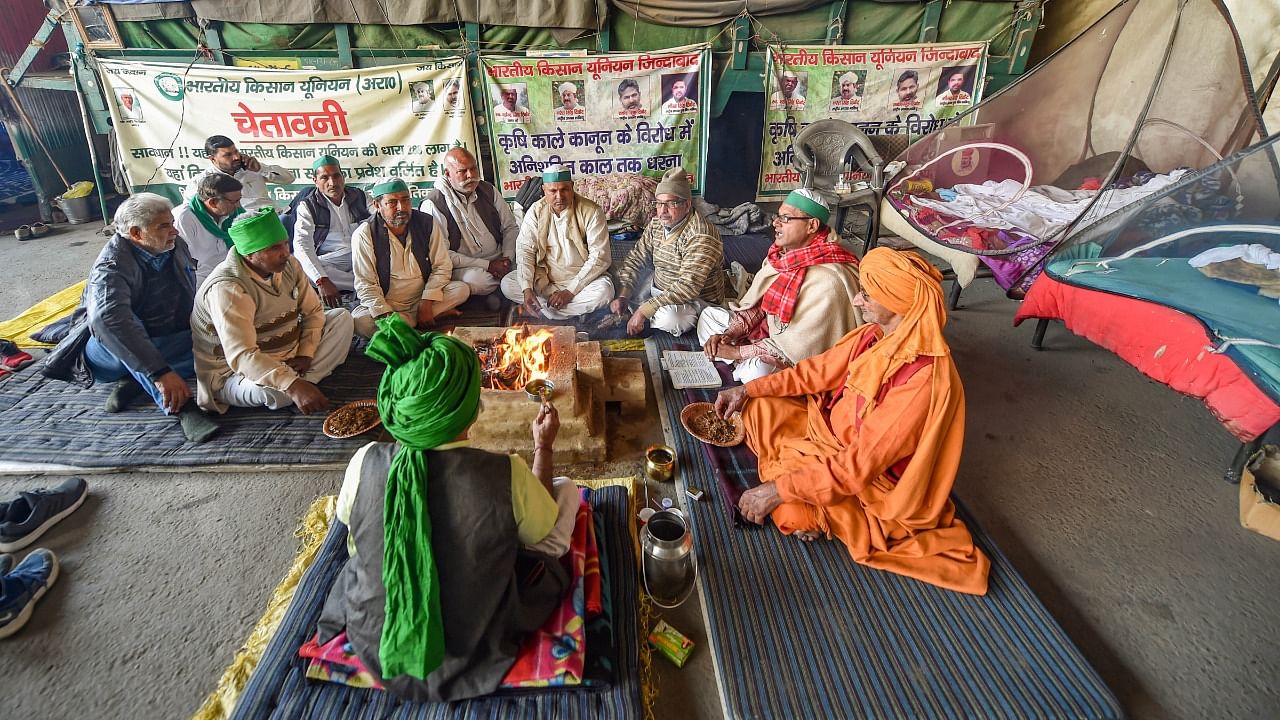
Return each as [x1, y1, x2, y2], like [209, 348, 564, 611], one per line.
[0, 67, 72, 188]
[69, 60, 109, 225]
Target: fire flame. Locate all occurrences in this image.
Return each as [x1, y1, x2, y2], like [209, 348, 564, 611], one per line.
[478, 326, 554, 390]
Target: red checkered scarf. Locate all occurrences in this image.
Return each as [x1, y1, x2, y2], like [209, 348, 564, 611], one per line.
[759, 228, 860, 324]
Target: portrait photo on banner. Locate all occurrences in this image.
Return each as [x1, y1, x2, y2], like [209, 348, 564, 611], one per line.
[891, 68, 923, 111]
[934, 65, 976, 107]
[660, 71, 699, 115]
[410, 80, 435, 112]
[492, 83, 531, 124]
[769, 69, 807, 111]
[115, 88, 144, 122]
[552, 79, 586, 123]
[829, 69, 865, 113]
[440, 77, 464, 110]
[614, 76, 650, 119]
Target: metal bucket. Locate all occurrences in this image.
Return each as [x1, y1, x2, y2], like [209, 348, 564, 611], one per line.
[54, 194, 95, 224]
[641, 508, 697, 608]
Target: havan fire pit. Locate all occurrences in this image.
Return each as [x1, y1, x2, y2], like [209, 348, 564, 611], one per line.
[452, 325, 646, 464]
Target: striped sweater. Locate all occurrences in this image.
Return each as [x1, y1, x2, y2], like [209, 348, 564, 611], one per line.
[615, 210, 725, 318]
[191, 248, 325, 413]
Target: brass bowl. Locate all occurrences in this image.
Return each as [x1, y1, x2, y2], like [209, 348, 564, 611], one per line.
[645, 443, 676, 483]
[523, 378, 555, 402]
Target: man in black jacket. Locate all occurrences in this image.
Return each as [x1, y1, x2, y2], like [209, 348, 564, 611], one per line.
[81, 193, 218, 442]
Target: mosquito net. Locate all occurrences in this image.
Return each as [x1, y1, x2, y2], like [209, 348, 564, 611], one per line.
[880, 0, 1267, 297]
[1043, 132, 1280, 404]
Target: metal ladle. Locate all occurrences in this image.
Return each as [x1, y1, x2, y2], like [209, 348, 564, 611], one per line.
[523, 378, 555, 403]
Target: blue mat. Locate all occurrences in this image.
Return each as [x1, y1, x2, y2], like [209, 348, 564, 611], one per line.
[648, 333, 1123, 719]
[231, 485, 641, 720]
[0, 353, 383, 469]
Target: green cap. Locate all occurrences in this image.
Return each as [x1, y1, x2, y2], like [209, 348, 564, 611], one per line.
[783, 188, 830, 224]
[312, 154, 340, 170]
[542, 164, 572, 183]
[229, 207, 288, 256]
[371, 178, 410, 197]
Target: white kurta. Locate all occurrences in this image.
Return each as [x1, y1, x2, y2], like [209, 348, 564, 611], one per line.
[350, 216, 469, 336]
[420, 180, 520, 296]
[420, 180, 519, 269]
[293, 192, 369, 291]
[505, 198, 613, 319]
[513, 200, 610, 295]
[173, 203, 233, 289]
[185, 163, 296, 212]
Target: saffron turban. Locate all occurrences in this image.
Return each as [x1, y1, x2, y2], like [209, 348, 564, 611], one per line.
[846, 248, 949, 415]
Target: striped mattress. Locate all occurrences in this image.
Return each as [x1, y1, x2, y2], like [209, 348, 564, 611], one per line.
[0, 352, 385, 471]
[229, 485, 642, 719]
[647, 334, 1123, 719]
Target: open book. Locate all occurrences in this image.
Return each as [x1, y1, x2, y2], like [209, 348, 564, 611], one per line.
[660, 350, 722, 389]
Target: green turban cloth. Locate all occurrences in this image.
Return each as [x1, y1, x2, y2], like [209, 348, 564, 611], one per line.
[228, 207, 287, 256]
[365, 313, 482, 680]
[186, 194, 243, 249]
[784, 188, 831, 224]
[371, 178, 409, 197]
[312, 154, 340, 170]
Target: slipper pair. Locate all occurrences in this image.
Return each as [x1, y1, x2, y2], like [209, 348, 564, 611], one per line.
[12, 223, 49, 241]
[0, 339, 34, 371]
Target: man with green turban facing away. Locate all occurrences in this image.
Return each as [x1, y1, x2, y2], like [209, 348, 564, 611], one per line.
[317, 314, 579, 701]
[191, 207, 354, 414]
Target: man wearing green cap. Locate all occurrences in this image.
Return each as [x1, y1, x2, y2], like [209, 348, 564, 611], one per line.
[316, 315, 578, 700]
[191, 208, 354, 414]
[286, 155, 372, 307]
[697, 188, 862, 382]
[351, 179, 470, 338]
[501, 164, 613, 319]
[611, 166, 724, 336]
[172, 172, 244, 288]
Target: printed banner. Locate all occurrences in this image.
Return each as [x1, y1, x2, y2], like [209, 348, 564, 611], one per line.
[758, 42, 987, 199]
[99, 58, 479, 207]
[480, 46, 711, 200]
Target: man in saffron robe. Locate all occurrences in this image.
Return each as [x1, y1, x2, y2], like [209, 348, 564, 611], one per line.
[714, 248, 990, 595]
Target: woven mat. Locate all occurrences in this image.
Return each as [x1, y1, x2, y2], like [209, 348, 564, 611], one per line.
[646, 334, 1122, 719]
[197, 481, 644, 720]
[0, 352, 383, 473]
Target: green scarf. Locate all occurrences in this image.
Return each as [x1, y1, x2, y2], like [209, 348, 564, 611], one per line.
[365, 314, 482, 680]
[187, 193, 244, 248]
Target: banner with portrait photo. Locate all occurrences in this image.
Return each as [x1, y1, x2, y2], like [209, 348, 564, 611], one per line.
[480, 46, 711, 200]
[98, 58, 479, 208]
[757, 42, 987, 200]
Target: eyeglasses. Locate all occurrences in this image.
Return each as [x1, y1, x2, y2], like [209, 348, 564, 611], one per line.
[774, 214, 813, 224]
[652, 200, 686, 209]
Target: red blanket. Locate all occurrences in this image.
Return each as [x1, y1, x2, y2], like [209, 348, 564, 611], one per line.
[1015, 274, 1280, 441]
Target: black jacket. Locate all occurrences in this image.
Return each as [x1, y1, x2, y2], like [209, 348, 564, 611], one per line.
[84, 233, 197, 378]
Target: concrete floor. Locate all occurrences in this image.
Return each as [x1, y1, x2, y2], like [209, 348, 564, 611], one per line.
[0, 221, 1278, 718]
